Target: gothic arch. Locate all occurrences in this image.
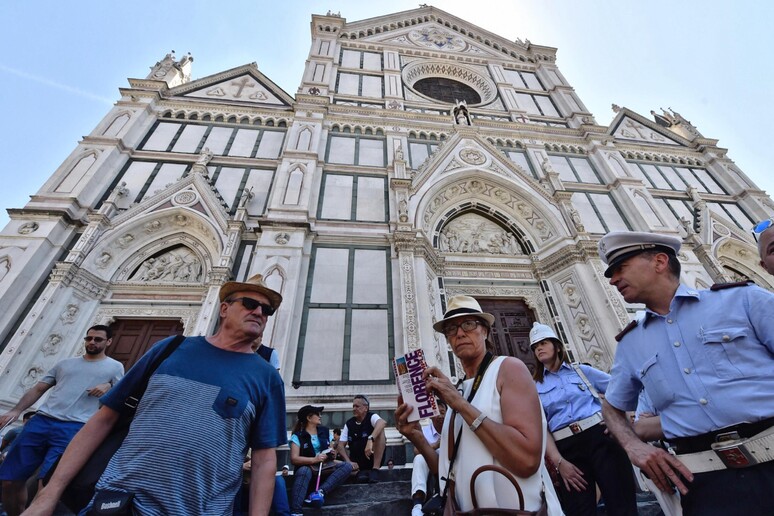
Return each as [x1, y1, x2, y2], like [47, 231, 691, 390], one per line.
[715, 236, 774, 289]
[102, 111, 132, 137]
[55, 150, 101, 193]
[417, 174, 566, 250]
[87, 207, 223, 283]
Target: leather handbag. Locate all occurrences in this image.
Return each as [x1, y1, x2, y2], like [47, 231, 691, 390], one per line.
[447, 464, 549, 516]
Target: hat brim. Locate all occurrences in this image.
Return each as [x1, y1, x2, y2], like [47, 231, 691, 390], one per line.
[219, 281, 283, 309]
[297, 405, 325, 421]
[433, 311, 495, 333]
[603, 245, 676, 278]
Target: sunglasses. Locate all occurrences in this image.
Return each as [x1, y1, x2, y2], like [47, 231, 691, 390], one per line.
[752, 219, 774, 241]
[83, 336, 107, 343]
[228, 297, 275, 316]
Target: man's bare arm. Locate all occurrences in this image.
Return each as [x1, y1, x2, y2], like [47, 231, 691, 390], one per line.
[249, 448, 276, 516]
[0, 382, 52, 428]
[602, 400, 692, 495]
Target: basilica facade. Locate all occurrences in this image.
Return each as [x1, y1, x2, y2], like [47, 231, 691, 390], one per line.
[0, 7, 770, 429]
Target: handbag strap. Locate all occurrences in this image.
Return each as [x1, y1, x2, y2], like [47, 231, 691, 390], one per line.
[443, 351, 494, 492]
[123, 334, 186, 410]
[469, 464, 525, 511]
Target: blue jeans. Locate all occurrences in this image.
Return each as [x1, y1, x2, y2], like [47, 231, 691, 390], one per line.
[290, 462, 353, 512]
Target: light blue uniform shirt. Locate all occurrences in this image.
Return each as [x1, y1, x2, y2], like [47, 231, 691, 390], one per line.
[536, 362, 609, 433]
[606, 283, 774, 439]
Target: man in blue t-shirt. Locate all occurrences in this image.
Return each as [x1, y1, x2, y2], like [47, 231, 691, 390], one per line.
[28, 274, 287, 516]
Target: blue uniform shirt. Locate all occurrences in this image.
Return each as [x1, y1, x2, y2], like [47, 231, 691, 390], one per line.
[606, 283, 774, 439]
[536, 362, 609, 433]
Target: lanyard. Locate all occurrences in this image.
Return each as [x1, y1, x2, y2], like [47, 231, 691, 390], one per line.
[445, 351, 494, 479]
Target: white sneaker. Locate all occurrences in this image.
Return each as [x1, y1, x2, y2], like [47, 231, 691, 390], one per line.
[412, 503, 423, 516]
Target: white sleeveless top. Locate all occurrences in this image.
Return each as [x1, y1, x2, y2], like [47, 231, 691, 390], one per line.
[438, 356, 563, 514]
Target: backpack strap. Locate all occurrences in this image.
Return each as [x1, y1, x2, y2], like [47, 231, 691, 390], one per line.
[124, 334, 186, 410]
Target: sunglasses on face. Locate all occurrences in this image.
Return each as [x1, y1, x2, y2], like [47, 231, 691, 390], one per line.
[752, 219, 774, 241]
[229, 297, 275, 316]
[84, 336, 107, 343]
[442, 319, 483, 337]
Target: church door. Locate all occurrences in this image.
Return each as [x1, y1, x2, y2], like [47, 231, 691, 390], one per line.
[107, 318, 184, 370]
[476, 299, 538, 375]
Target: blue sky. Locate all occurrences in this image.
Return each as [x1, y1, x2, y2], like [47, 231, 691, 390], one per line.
[1, 1, 771, 229]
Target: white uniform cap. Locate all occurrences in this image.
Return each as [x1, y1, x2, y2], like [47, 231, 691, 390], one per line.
[529, 322, 560, 348]
[598, 231, 681, 278]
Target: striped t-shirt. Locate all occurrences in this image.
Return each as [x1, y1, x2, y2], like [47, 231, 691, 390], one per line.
[94, 336, 286, 515]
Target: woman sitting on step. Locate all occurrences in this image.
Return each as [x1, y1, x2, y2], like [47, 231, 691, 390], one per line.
[289, 405, 353, 516]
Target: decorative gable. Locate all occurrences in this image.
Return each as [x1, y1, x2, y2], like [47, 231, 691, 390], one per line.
[182, 73, 287, 105]
[168, 64, 294, 108]
[363, 22, 506, 59]
[611, 116, 683, 146]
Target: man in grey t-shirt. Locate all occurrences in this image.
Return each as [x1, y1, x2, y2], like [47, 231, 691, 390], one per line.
[0, 324, 123, 516]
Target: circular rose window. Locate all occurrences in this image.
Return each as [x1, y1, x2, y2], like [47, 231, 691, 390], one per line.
[402, 60, 497, 106]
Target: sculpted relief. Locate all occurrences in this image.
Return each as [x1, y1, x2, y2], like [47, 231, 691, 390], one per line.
[129, 246, 203, 283]
[439, 213, 523, 255]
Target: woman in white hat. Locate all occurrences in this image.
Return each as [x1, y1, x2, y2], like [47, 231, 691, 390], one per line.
[396, 295, 562, 514]
[530, 322, 636, 516]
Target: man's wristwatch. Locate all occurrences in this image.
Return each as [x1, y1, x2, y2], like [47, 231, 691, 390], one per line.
[367, 435, 374, 441]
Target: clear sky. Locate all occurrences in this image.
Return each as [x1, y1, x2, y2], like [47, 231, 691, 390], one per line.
[1, 0, 770, 229]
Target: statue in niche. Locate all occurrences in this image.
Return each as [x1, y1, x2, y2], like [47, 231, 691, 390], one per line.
[42, 334, 62, 356]
[541, 157, 556, 177]
[453, 101, 471, 126]
[569, 207, 585, 233]
[60, 304, 79, 324]
[130, 247, 203, 284]
[398, 200, 409, 223]
[394, 143, 405, 162]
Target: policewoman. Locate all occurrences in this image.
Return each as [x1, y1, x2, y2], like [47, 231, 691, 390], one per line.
[599, 230, 774, 516]
[530, 322, 637, 516]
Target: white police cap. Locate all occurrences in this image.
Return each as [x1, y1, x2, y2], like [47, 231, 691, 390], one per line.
[598, 231, 681, 278]
[529, 322, 560, 348]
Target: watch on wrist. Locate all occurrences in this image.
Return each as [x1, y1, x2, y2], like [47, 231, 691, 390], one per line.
[469, 412, 488, 432]
[367, 435, 374, 441]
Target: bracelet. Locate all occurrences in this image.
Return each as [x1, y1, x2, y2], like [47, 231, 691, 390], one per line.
[556, 458, 563, 467]
[469, 412, 488, 432]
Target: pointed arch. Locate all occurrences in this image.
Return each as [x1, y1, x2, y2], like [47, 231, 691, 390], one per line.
[103, 111, 132, 137]
[55, 150, 100, 193]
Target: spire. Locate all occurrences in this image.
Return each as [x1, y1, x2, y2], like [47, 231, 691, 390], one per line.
[147, 50, 194, 87]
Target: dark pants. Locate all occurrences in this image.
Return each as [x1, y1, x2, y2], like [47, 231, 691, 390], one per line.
[555, 424, 637, 516]
[681, 460, 774, 516]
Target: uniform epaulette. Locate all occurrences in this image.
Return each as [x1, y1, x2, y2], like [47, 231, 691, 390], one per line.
[710, 280, 754, 291]
[615, 320, 638, 342]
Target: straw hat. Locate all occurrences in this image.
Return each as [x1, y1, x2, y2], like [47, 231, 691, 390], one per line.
[219, 273, 283, 309]
[432, 295, 495, 333]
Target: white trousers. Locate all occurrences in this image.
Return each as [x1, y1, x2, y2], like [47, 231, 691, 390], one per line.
[411, 454, 431, 496]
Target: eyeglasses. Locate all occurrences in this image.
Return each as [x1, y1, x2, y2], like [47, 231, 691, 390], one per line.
[752, 219, 774, 241]
[442, 319, 483, 337]
[228, 297, 275, 316]
[83, 336, 107, 343]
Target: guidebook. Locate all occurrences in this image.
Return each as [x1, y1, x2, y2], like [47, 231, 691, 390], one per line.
[393, 348, 441, 422]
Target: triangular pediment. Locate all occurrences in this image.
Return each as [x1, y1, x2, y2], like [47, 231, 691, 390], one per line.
[411, 133, 555, 207]
[609, 110, 687, 147]
[169, 64, 294, 108]
[362, 22, 506, 59]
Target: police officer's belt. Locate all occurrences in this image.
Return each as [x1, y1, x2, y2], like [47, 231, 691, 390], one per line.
[669, 419, 774, 473]
[552, 412, 603, 441]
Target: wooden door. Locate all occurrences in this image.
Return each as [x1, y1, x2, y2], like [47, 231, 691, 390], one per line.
[476, 299, 538, 375]
[107, 318, 184, 370]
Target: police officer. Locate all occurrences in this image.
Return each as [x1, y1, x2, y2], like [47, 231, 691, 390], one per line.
[599, 230, 774, 516]
[530, 322, 636, 516]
